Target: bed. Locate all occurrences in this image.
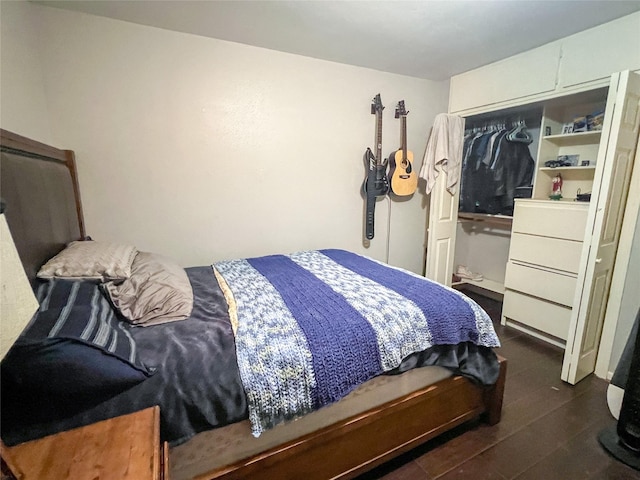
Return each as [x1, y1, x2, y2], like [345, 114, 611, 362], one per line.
[0, 128, 506, 480]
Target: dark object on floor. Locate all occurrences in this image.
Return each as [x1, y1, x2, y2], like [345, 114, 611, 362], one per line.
[599, 428, 640, 470]
[598, 308, 640, 470]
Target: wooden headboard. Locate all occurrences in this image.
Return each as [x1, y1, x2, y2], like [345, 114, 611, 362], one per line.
[0, 129, 85, 281]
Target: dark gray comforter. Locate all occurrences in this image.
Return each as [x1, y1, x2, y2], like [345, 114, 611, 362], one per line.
[1, 267, 499, 447]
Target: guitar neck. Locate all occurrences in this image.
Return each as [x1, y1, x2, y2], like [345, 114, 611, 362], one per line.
[376, 111, 383, 165]
[401, 115, 408, 159]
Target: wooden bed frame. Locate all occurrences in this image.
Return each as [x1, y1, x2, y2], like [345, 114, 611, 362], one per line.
[0, 128, 506, 480]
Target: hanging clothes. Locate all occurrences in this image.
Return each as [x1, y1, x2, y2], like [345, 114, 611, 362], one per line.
[459, 124, 534, 216]
[420, 113, 465, 195]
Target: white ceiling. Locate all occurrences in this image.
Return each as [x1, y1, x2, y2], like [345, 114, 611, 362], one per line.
[36, 0, 640, 81]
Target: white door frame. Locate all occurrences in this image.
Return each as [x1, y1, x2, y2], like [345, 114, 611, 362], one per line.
[562, 70, 640, 384]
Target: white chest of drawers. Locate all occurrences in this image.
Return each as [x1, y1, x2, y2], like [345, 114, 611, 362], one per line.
[502, 199, 589, 346]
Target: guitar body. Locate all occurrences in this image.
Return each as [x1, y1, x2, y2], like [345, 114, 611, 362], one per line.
[388, 148, 417, 196]
[388, 101, 418, 197]
[362, 148, 388, 240]
[362, 94, 389, 240]
[362, 152, 389, 198]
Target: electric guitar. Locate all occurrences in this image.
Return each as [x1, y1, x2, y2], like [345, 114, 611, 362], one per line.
[362, 94, 389, 240]
[388, 101, 417, 196]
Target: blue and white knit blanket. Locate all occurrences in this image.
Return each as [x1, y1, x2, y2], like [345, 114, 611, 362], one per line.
[213, 249, 500, 437]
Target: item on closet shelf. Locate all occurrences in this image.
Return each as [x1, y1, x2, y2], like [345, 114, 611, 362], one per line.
[550, 173, 563, 200]
[589, 110, 605, 131]
[558, 154, 579, 166]
[575, 190, 591, 202]
[573, 116, 588, 133]
[456, 265, 483, 282]
[562, 123, 574, 134]
[544, 158, 572, 168]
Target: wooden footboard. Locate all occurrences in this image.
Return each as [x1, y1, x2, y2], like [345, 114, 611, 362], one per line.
[483, 354, 507, 426]
[197, 356, 507, 480]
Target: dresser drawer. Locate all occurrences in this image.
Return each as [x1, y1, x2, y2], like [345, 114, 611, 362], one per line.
[512, 200, 588, 241]
[504, 261, 577, 307]
[503, 289, 572, 340]
[509, 233, 583, 274]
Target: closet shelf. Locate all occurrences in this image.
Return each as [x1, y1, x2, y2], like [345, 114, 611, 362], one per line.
[539, 165, 596, 172]
[543, 131, 601, 146]
[458, 212, 513, 227]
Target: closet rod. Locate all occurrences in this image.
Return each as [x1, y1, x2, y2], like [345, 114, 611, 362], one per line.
[458, 212, 513, 227]
[465, 109, 543, 132]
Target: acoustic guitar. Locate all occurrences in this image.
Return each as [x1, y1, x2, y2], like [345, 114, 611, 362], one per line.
[388, 101, 417, 196]
[362, 94, 389, 240]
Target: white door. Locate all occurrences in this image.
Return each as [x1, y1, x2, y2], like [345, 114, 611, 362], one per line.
[562, 71, 640, 384]
[425, 172, 460, 285]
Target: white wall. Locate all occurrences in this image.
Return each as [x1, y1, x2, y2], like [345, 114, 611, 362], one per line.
[2, 3, 448, 272]
[0, 0, 52, 143]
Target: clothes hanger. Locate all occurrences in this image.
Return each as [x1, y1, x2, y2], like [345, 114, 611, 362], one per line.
[507, 120, 533, 144]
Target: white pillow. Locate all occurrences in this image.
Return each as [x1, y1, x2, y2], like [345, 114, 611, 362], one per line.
[37, 241, 138, 282]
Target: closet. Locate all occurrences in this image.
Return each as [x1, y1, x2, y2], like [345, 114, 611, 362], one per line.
[452, 109, 541, 296]
[426, 70, 640, 385]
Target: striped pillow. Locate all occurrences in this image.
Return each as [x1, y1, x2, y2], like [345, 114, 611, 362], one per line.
[26, 279, 153, 375]
[2, 280, 154, 399]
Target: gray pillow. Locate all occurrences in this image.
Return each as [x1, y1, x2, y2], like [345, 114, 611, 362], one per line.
[103, 252, 194, 326]
[37, 241, 138, 282]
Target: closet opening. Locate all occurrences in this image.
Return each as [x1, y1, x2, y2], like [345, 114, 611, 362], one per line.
[429, 71, 638, 385]
[453, 106, 543, 297]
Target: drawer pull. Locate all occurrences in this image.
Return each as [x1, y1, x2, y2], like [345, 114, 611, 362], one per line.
[595, 257, 602, 263]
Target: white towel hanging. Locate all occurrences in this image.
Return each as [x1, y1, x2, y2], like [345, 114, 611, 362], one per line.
[419, 113, 465, 195]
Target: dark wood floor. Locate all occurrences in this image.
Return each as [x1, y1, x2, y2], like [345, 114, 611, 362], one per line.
[357, 290, 640, 480]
